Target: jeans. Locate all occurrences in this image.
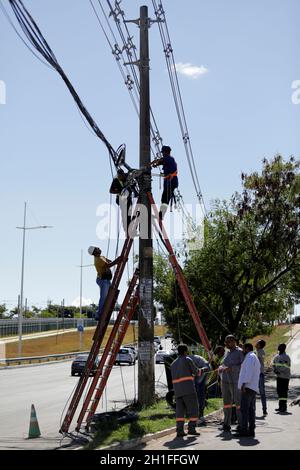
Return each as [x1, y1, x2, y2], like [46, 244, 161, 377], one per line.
[96, 278, 111, 320]
[240, 388, 256, 433]
[259, 373, 267, 413]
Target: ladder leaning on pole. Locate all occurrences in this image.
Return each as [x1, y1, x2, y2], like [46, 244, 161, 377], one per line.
[59, 224, 137, 435]
[147, 192, 213, 359]
[75, 269, 140, 432]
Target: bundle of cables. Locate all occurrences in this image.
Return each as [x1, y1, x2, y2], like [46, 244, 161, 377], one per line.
[7, 0, 117, 164]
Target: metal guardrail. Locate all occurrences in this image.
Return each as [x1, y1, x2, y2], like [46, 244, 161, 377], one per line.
[0, 341, 140, 367]
[0, 317, 98, 338]
[0, 351, 91, 367]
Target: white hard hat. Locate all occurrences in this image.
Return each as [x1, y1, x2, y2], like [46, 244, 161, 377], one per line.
[88, 246, 97, 255]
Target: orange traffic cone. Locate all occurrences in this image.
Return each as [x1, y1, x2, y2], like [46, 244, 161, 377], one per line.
[28, 404, 41, 439]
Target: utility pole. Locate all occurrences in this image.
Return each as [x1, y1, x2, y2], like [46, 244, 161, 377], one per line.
[79, 249, 83, 351]
[138, 5, 154, 406]
[16, 202, 53, 356]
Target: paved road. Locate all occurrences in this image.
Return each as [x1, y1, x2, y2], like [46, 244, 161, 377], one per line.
[0, 343, 169, 450]
[137, 329, 300, 451]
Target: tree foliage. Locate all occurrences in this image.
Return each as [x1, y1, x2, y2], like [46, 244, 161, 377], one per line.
[154, 156, 300, 345]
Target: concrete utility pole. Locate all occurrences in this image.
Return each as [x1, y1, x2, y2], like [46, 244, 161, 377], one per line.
[138, 5, 155, 406]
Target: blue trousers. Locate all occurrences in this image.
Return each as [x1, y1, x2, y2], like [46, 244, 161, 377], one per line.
[195, 379, 206, 417]
[96, 278, 111, 320]
[259, 373, 267, 413]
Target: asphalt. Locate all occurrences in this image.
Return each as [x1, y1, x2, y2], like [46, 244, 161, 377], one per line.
[134, 327, 300, 451]
[0, 355, 168, 450]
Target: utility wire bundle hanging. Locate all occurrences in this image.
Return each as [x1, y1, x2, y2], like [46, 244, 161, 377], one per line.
[7, 0, 118, 166]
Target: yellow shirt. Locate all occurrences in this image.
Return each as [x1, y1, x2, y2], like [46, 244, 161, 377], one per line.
[94, 256, 108, 278]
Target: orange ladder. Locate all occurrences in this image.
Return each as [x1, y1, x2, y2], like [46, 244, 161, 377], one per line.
[75, 270, 139, 431]
[147, 192, 213, 358]
[59, 232, 136, 434]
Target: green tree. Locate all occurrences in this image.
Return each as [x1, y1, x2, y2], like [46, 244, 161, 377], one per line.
[0, 304, 7, 319]
[154, 156, 300, 344]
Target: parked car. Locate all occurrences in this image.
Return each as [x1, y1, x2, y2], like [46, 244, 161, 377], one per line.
[292, 316, 300, 323]
[71, 354, 99, 377]
[115, 348, 136, 365]
[154, 336, 161, 344]
[155, 349, 172, 364]
[122, 345, 138, 360]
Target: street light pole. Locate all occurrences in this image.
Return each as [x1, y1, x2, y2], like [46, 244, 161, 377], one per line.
[16, 202, 53, 356]
[76, 252, 93, 351]
[79, 249, 83, 350]
[18, 201, 27, 356]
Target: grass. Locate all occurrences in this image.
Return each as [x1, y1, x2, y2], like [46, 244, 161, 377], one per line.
[249, 324, 291, 366]
[87, 398, 222, 450]
[4, 325, 167, 359]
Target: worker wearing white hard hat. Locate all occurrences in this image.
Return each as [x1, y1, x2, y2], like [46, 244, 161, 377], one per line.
[88, 246, 121, 320]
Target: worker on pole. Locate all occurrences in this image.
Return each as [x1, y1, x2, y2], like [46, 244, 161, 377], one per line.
[151, 145, 178, 221]
[88, 246, 120, 320]
[109, 169, 138, 236]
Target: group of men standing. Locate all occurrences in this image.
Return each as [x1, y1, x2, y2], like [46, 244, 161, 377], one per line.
[170, 335, 291, 439]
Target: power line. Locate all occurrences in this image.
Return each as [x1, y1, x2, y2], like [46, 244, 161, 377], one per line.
[152, 0, 207, 217]
[6, 0, 118, 167]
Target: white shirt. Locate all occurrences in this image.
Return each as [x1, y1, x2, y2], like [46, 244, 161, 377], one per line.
[238, 351, 261, 393]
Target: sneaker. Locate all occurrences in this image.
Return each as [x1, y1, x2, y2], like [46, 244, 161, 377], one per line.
[275, 408, 284, 412]
[176, 432, 187, 438]
[188, 429, 200, 436]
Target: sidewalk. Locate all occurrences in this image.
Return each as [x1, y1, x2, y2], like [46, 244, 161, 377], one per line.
[135, 328, 300, 451]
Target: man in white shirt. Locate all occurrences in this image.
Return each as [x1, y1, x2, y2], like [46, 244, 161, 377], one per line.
[234, 343, 261, 438]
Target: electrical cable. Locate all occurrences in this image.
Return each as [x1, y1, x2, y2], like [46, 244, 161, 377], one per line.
[89, 0, 162, 161]
[119, 364, 128, 404]
[6, 0, 118, 167]
[152, 0, 207, 216]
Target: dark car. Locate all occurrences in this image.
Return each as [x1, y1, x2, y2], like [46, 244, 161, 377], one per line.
[71, 354, 100, 377]
[292, 316, 300, 324]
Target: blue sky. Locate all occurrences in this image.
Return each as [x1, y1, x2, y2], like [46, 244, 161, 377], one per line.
[0, 0, 299, 311]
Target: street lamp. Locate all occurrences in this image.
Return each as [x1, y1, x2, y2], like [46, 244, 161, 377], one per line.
[76, 249, 93, 350]
[16, 202, 53, 356]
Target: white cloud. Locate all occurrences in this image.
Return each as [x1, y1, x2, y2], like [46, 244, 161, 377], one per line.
[72, 296, 93, 307]
[173, 62, 208, 79]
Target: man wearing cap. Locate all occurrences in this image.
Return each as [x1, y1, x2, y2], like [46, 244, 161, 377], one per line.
[109, 169, 138, 236]
[151, 146, 178, 221]
[88, 246, 120, 320]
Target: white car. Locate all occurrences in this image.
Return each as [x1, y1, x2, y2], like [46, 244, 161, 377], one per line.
[154, 336, 161, 345]
[155, 350, 172, 364]
[122, 345, 138, 360]
[115, 348, 136, 365]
